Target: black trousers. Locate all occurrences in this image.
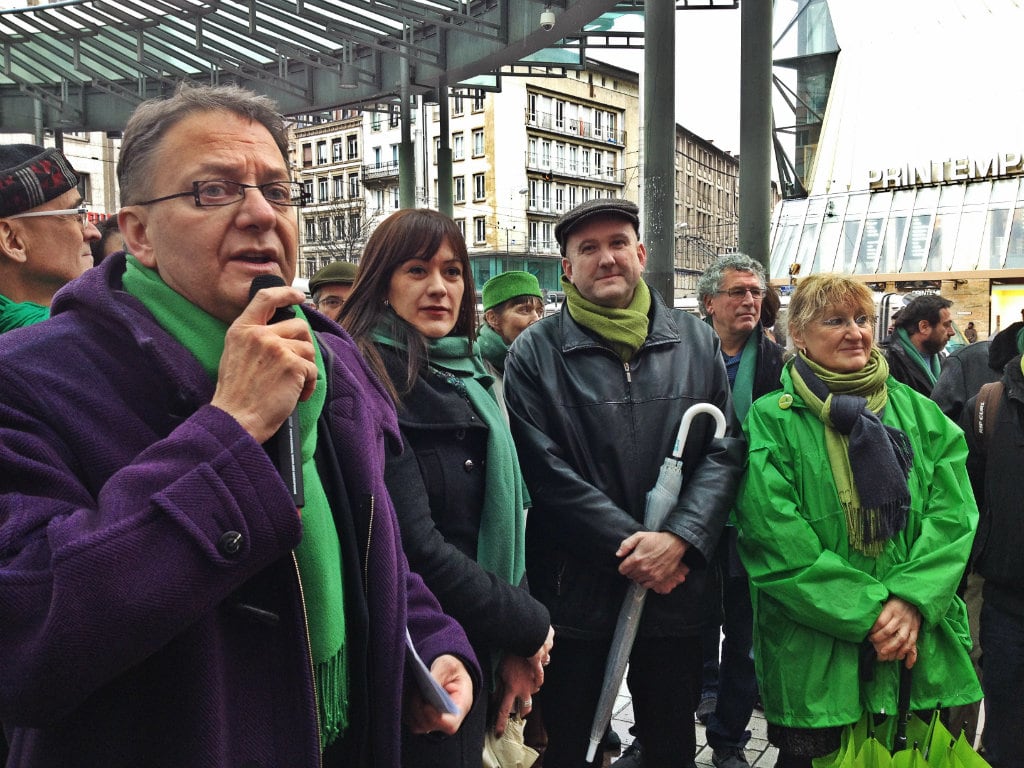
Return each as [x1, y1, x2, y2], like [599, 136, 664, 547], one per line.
[537, 634, 702, 768]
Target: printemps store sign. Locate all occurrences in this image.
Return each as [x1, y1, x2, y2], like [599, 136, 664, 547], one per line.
[868, 151, 1024, 190]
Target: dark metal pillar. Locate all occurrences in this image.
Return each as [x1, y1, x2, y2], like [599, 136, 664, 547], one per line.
[739, 0, 773, 269]
[642, 1, 676, 305]
[399, 47, 416, 208]
[437, 79, 453, 216]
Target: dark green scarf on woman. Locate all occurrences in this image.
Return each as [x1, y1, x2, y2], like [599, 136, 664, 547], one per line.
[372, 320, 527, 589]
[122, 256, 349, 746]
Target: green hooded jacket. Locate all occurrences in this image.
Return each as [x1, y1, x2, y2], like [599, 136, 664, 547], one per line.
[735, 362, 981, 729]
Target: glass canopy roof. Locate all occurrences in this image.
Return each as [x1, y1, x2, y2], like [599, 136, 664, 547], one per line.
[0, 0, 638, 132]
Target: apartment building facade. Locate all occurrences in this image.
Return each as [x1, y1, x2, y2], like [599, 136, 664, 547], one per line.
[674, 125, 739, 295]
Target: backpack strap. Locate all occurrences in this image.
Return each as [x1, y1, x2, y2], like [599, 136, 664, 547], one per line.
[973, 380, 1005, 454]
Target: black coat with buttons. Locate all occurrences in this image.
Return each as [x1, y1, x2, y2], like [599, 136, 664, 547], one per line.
[378, 346, 551, 668]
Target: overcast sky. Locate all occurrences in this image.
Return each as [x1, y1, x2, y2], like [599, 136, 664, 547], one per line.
[591, 7, 744, 156]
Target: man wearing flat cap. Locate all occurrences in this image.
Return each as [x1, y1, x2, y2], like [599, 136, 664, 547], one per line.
[309, 260, 359, 322]
[504, 197, 744, 768]
[0, 144, 100, 333]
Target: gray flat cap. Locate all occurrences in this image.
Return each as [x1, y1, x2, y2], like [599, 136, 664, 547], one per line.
[554, 198, 640, 254]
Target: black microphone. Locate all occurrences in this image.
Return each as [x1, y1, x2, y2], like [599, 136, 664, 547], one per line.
[249, 275, 305, 508]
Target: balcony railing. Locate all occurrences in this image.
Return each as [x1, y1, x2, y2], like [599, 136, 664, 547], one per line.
[526, 110, 627, 146]
[362, 161, 400, 184]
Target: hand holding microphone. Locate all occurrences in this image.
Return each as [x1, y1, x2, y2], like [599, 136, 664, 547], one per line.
[210, 275, 315, 507]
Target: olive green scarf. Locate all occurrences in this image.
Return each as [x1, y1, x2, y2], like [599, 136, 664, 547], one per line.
[789, 348, 913, 556]
[122, 256, 348, 746]
[562, 275, 651, 362]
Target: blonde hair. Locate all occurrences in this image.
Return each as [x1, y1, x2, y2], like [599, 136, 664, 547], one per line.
[788, 274, 875, 341]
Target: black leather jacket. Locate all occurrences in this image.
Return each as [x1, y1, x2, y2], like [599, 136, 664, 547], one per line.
[963, 353, 1024, 611]
[504, 289, 746, 640]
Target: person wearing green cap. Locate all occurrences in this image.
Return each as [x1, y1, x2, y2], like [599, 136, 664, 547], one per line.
[309, 260, 359, 322]
[478, 271, 545, 416]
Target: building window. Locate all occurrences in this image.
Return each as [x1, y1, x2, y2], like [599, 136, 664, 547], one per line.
[371, 114, 382, 131]
[374, 189, 385, 212]
[349, 213, 361, 235]
[318, 178, 329, 202]
[388, 111, 399, 128]
[333, 177, 344, 199]
[472, 89, 485, 111]
[555, 187, 564, 213]
[316, 141, 327, 165]
[319, 217, 331, 241]
[391, 187, 400, 208]
[474, 216, 487, 244]
[302, 143, 313, 168]
[454, 176, 466, 203]
[334, 216, 345, 239]
[453, 133, 465, 161]
[347, 134, 359, 160]
[455, 218, 466, 240]
[332, 139, 342, 162]
[303, 180, 313, 201]
[453, 94, 464, 115]
[472, 129, 484, 157]
[348, 173, 360, 198]
[305, 218, 316, 242]
[473, 173, 486, 201]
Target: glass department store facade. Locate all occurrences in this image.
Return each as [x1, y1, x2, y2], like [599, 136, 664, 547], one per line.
[769, 0, 1024, 337]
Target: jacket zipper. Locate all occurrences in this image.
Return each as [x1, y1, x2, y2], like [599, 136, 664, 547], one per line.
[364, 495, 374, 595]
[292, 551, 324, 768]
[624, 361, 632, 383]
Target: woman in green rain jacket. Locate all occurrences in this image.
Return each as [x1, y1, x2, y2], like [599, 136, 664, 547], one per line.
[735, 274, 981, 768]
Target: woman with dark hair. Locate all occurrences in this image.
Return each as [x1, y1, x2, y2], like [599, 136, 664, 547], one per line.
[341, 209, 553, 768]
[735, 273, 981, 767]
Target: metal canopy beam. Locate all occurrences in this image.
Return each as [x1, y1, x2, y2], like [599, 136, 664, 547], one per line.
[0, 0, 621, 132]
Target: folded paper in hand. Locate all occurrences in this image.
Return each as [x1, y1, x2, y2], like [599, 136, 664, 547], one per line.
[405, 629, 461, 716]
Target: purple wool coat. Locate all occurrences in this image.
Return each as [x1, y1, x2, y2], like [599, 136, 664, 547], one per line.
[0, 255, 477, 768]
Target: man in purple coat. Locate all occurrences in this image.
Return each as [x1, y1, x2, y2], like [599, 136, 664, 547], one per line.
[0, 83, 477, 768]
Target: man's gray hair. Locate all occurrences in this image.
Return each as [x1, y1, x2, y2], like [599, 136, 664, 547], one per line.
[695, 253, 766, 315]
[118, 82, 290, 206]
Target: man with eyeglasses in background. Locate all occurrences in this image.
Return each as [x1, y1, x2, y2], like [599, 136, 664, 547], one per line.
[0, 144, 100, 333]
[309, 260, 359, 321]
[0, 83, 477, 768]
[692, 253, 786, 768]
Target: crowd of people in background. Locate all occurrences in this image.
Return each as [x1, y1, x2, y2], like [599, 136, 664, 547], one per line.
[0, 82, 1007, 768]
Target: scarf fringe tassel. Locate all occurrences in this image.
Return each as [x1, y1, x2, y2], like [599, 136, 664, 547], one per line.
[317, 647, 349, 747]
[842, 499, 910, 557]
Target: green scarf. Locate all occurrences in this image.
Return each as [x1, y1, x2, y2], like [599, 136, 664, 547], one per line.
[121, 256, 348, 746]
[730, 328, 760, 423]
[0, 293, 48, 332]
[562, 275, 651, 362]
[790, 348, 913, 556]
[894, 326, 941, 385]
[477, 322, 509, 374]
[372, 326, 527, 591]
